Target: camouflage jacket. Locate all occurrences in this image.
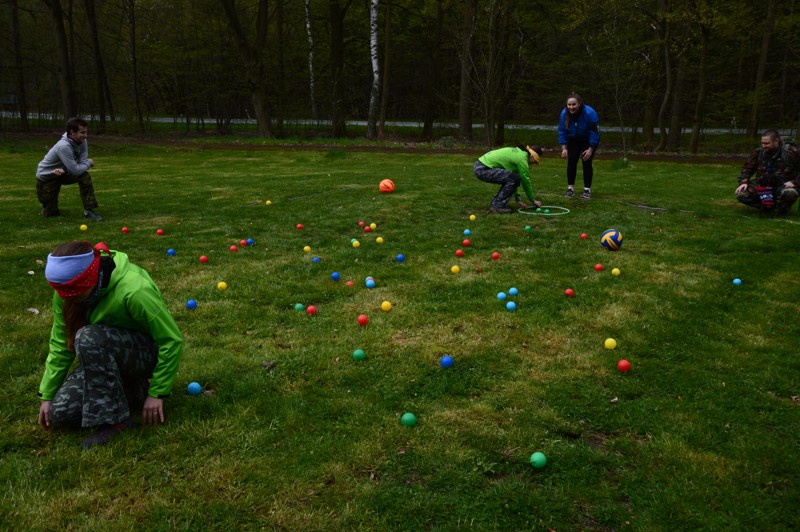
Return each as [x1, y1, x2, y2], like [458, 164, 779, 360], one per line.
[738, 143, 800, 187]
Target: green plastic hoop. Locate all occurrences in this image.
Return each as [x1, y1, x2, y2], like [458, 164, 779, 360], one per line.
[518, 206, 571, 216]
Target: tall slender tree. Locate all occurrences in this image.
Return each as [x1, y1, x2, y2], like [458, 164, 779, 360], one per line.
[42, 0, 77, 119]
[367, 0, 380, 139]
[458, 0, 477, 141]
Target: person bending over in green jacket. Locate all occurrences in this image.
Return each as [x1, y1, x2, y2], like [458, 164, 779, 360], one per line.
[38, 241, 184, 449]
[473, 145, 544, 214]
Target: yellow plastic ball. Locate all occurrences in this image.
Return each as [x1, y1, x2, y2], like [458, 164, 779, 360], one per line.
[612, 268, 621, 276]
[469, 214, 477, 221]
[376, 237, 384, 244]
[352, 240, 361, 248]
[370, 223, 377, 230]
[451, 265, 460, 274]
[303, 245, 311, 253]
[217, 281, 228, 290]
[604, 338, 617, 350]
[381, 300, 392, 312]
[79, 224, 88, 231]
[265, 200, 272, 206]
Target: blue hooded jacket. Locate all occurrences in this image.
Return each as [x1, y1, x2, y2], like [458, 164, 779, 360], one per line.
[558, 104, 600, 149]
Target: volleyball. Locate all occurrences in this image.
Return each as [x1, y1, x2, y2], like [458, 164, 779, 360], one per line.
[600, 229, 623, 251]
[379, 179, 395, 193]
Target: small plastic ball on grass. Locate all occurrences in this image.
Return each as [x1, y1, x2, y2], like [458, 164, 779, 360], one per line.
[186, 299, 198, 310]
[156, 229, 164, 235]
[491, 252, 500, 260]
[80, 224, 88, 231]
[564, 288, 575, 297]
[618, 359, 631, 373]
[456, 249, 464, 257]
[463, 239, 471, 247]
[187, 382, 202, 396]
[506, 301, 517, 311]
[396, 254, 405, 262]
[217, 281, 227, 290]
[357, 314, 369, 326]
[331, 272, 340, 281]
[469, 214, 477, 221]
[451, 265, 460, 274]
[230, 245, 238, 252]
[296, 224, 304, 230]
[604, 338, 617, 350]
[381, 300, 392, 311]
[294, 303, 305, 312]
[530, 452, 547, 469]
[508, 287, 518, 296]
[595, 263, 604, 272]
[121, 227, 129, 234]
[167, 249, 176, 256]
[401, 412, 417, 427]
[352, 349, 366, 361]
[612, 268, 621, 276]
[733, 278, 742, 286]
[306, 305, 317, 316]
[440, 355, 454, 368]
[497, 292, 507, 301]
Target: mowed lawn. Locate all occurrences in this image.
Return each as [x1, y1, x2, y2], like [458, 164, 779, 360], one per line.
[1, 140, 799, 530]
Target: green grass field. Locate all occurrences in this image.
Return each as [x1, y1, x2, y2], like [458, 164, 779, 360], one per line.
[2, 139, 799, 530]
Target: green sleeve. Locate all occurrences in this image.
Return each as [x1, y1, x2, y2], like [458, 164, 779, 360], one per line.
[517, 157, 535, 202]
[125, 284, 184, 397]
[38, 294, 76, 400]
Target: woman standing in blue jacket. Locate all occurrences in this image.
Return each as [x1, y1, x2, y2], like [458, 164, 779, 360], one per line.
[557, 93, 600, 199]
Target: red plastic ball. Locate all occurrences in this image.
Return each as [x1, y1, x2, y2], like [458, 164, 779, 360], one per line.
[455, 249, 464, 257]
[491, 252, 500, 260]
[364, 226, 371, 233]
[156, 229, 164, 235]
[296, 224, 304, 230]
[240, 239, 248, 246]
[564, 288, 575, 297]
[306, 305, 317, 316]
[121, 227, 129, 234]
[230, 245, 238, 252]
[357, 314, 369, 326]
[594, 263, 604, 272]
[345, 280, 354, 287]
[463, 239, 471, 247]
[580, 233, 588, 240]
[199, 256, 209, 264]
[618, 359, 631, 373]
[358, 221, 365, 227]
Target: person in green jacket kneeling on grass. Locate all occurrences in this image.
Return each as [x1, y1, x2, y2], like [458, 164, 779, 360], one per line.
[473, 145, 544, 214]
[37, 241, 184, 449]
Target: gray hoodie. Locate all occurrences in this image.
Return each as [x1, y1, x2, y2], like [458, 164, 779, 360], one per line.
[36, 133, 93, 182]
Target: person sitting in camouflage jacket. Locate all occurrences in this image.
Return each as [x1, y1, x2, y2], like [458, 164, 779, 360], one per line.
[736, 130, 800, 214]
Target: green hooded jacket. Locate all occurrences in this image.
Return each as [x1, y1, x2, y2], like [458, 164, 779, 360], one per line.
[38, 250, 184, 400]
[478, 147, 536, 202]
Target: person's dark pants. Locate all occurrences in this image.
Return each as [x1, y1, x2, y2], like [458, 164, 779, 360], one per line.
[473, 160, 519, 209]
[566, 138, 595, 189]
[736, 183, 799, 214]
[49, 325, 158, 428]
[36, 172, 98, 217]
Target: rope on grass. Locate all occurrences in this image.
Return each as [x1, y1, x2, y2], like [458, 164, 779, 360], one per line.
[518, 206, 570, 216]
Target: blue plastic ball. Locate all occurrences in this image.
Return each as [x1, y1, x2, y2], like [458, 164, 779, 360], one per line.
[167, 248, 176, 256]
[331, 272, 341, 281]
[506, 301, 517, 311]
[497, 292, 507, 301]
[396, 254, 405, 263]
[246, 238, 254, 246]
[733, 278, 742, 286]
[508, 287, 519, 296]
[186, 299, 198, 310]
[312, 256, 321, 263]
[187, 382, 202, 396]
[440, 355, 454, 368]
[464, 229, 471, 236]
[366, 279, 376, 288]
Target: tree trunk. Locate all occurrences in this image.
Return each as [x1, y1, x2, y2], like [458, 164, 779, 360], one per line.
[689, 22, 710, 154]
[11, 0, 29, 131]
[378, 0, 393, 139]
[667, 54, 688, 151]
[43, 0, 77, 119]
[124, 0, 143, 131]
[276, 0, 285, 137]
[219, 0, 273, 137]
[328, 0, 350, 137]
[83, 0, 109, 131]
[458, 0, 477, 141]
[655, 0, 671, 151]
[304, 0, 317, 120]
[748, 0, 777, 137]
[367, 0, 380, 139]
[422, 0, 444, 139]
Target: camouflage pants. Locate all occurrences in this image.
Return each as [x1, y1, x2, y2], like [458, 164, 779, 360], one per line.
[736, 183, 799, 214]
[49, 324, 158, 428]
[474, 161, 520, 209]
[36, 172, 99, 217]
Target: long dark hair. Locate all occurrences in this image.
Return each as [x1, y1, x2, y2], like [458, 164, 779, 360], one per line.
[51, 241, 93, 351]
[564, 93, 583, 130]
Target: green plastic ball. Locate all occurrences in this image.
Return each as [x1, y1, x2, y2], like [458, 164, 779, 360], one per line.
[352, 348, 366, 361]
[401, 412, 417, 427]
[530, 451, 547, 468]
[536, 208, 542, 213]
[544, 209, 550, 214]
[524, 225, 531, 231]
[294, 303, 304, 312]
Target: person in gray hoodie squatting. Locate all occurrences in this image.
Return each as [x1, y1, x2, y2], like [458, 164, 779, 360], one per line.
[36, 117, 102, 221]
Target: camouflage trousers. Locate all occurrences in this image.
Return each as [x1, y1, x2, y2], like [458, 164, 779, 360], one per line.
[474, 161, 520, 209]
[50, 324, 158, 428]
[736, 183, 799, 214]
[36, 172, 99, 217]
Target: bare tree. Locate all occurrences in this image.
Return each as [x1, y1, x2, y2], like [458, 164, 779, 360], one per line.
[42, 0, 77, 119]
[377, 0, 392, 139]
[124, 0, 143, 131]
[304, 0, 318, 119]
[367, 0, 380, 139]
[10, 0, 29, 130]
[458, 0, 477, 141]
[748, 0, 777, 136]
[83, 0, 113, 131]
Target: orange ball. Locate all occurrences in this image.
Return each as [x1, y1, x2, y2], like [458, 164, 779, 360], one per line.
[379, 179, 395, 193]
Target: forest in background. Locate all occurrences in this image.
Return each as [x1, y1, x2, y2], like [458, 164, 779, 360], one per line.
[1, 0, 799, 152]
